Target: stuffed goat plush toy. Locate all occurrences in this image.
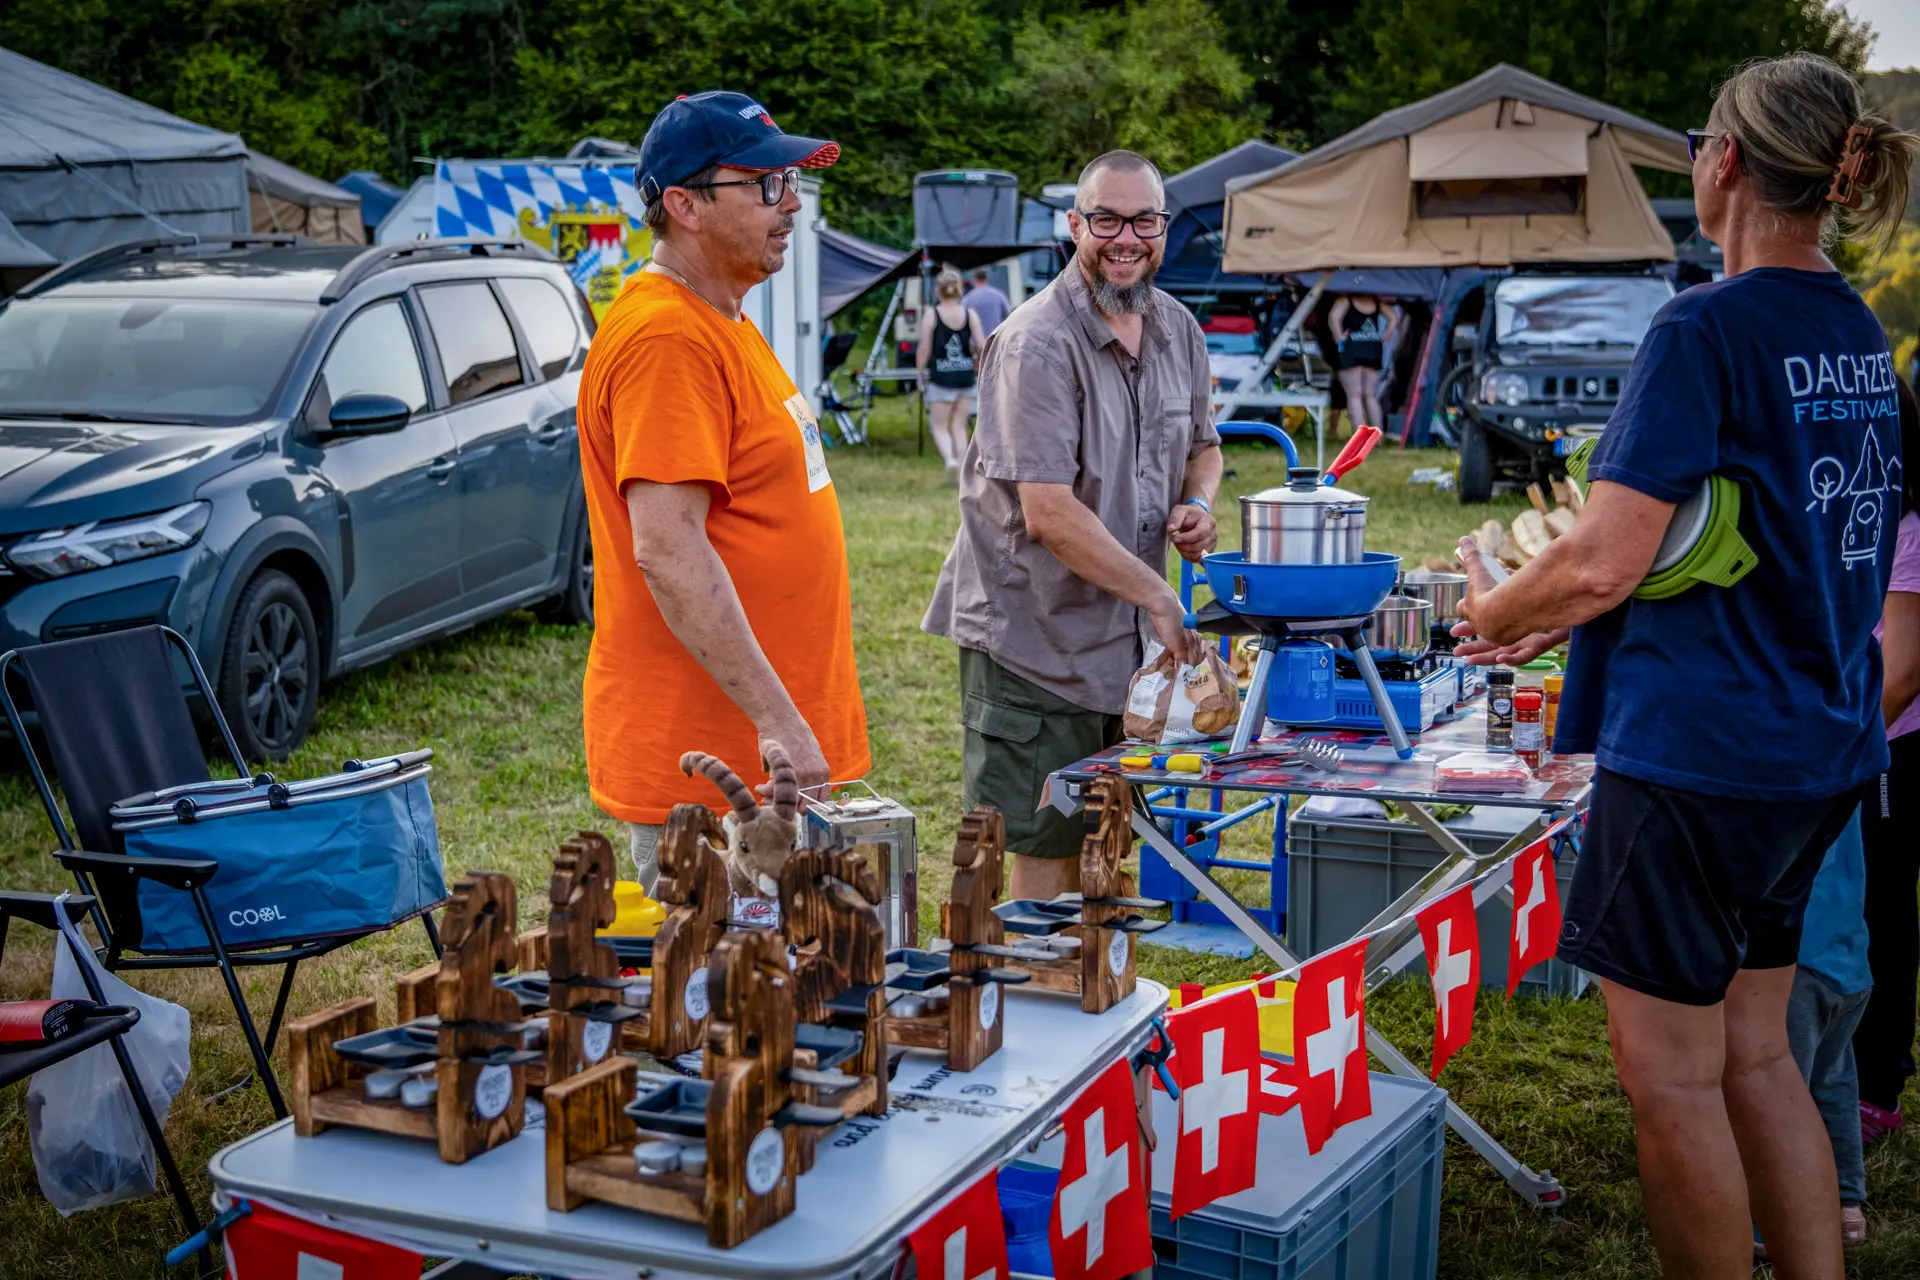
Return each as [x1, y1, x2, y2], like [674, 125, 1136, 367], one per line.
[679, 743, 801, 897]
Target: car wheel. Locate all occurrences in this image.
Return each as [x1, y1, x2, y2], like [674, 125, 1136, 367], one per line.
[1457, 417, 1494, 505]
[534, 510, 594, 627]
[218, 569, 320, 762]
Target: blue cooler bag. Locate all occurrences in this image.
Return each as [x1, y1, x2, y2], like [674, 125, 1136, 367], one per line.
[109, 751, 448, 954]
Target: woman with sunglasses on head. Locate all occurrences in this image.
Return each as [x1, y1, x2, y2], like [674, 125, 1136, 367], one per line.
[1450, 54, 1916, 1278]
[1326, 293, 1399, 436]
[917, 266, 988, 485]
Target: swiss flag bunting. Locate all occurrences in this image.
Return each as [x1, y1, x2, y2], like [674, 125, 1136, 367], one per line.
[1507, 840, 1562, 998]
[1291, 939, 1372, 1155]
[1414, 885, 1481, 1078]
[1255, 1055, 1300, 1116]
[908, 1169, 1010, 1280]
[1048, 1059, 1153, 1280]
[1167, 987, 1260, 1217]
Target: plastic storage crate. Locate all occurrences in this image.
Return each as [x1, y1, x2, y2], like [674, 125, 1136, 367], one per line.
[1016, 1069, 1445, 1280]
[1287, 805, 1588, 997]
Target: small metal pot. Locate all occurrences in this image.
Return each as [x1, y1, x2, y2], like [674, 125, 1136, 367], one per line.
[1368, 595, 1433, 660]
[1398, 570, 1468, 624]
[1240, 467, 1370, 565]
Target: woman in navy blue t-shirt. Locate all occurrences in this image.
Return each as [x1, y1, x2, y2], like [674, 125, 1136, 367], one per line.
[1453, 53, 1916, 1278]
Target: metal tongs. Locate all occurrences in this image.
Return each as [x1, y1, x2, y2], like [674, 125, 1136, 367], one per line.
[1208, 737, 1342, 775]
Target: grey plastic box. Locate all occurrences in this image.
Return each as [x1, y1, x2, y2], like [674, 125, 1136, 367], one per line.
[1286, 805, 1588, 998]
[1021, 1069, 1444, 1280]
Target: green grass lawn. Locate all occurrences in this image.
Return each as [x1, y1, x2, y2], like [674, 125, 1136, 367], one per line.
[3, 398, 1915, 1277]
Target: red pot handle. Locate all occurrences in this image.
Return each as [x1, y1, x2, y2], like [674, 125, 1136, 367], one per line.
[1324, 425, 1382, 483]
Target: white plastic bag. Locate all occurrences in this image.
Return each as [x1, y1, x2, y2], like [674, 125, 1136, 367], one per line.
[26, 893, 192, 1216]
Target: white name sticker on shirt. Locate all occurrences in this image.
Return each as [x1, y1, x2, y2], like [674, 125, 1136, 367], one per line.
[784, 393, 832, 493]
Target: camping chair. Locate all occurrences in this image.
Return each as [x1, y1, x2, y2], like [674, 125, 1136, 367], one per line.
[0, 891, 209, 1274]
[0, 625, 443, 1120]
[816, 330, 867, 446]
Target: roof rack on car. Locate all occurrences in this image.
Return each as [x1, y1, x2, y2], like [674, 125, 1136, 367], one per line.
[318, 236, 556, 304]
[15, 234, 310, 300]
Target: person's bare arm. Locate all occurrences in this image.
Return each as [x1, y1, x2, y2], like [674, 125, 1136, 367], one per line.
[969, 310, 988, 359]
[1883, 589, 1920, 728]
[626, 481, 829, 788]
[1166, 444, 1223, 562]
[1328, 297, 1349, 335]
[915, 312, 935, 387]
[1450, 479, 1672, 657]
[1017, 482, 1202, 663]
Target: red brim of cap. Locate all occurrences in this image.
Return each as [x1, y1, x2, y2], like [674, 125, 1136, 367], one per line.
[795, 141, 840, 169]
[721, 134, 841, 173]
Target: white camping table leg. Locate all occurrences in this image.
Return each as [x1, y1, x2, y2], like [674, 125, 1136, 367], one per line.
[1117, 801, 1568, 1210]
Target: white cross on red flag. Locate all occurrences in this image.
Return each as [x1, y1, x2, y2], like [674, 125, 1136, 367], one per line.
[1415, 885, 1481, 1078]
[1292, 939, 1371, 1155]
[1506, 840, 1562, 998]
[907, 1168, 1009, 1280]
[1048, 1058, 1152, 1280]
[1167, 986, 1260, 1217]
[1255, 1055, 1300, 1116]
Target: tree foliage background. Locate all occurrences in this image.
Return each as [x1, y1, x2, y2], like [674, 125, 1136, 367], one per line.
[0, 0, 1893, 239]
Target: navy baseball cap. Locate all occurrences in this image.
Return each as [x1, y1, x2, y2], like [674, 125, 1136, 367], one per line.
[638, 91, 840, 203]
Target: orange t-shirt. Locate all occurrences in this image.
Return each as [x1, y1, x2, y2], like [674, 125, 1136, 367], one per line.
[578, 273, 869, 823]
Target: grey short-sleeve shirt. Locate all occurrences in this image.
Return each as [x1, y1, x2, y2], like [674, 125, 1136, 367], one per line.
[923, 267, 1219, 713]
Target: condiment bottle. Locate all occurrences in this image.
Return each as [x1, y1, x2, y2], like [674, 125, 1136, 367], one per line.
[1513, 689, 1544, 768]
[1486, 667, 1515, 749]
[1542, 673, 1563, 756]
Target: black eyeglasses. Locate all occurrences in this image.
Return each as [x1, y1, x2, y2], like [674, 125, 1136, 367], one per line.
[1079, 210, 1171, 240]
[1686, 129, 1725, 163]
[686, 167, 800, 206]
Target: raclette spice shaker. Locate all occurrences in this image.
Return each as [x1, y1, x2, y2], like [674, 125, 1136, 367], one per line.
[1486, 667, 1515, 749]
[1542, 673, 1563, 756]
[1513, 689, 1544, 768]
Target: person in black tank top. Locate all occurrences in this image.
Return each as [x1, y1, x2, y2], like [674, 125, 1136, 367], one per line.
[917, 266, 989, 483]
[1327, 293, 1399, 438]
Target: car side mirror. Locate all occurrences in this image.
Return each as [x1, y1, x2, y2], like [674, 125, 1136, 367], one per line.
[320, 392, 411, 441]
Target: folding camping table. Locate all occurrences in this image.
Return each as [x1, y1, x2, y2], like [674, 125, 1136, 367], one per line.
[1046, 708, 1594, 1208]
[207, 982, 1168, 1280]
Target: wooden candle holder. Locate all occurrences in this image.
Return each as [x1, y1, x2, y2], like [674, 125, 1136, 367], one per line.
[885, 807, 1036, 1071]
[995, 777, 1165, 1014]
[289, 871, 541, 1163]
[547, 927, 833, 1248]
[544, 831, 645, 1084]
[622, 803, 734, 1060]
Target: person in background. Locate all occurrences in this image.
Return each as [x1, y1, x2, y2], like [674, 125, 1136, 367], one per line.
[1853, 376, 1920, 1146]
[965, 266, 1014, 336]
[917, 266, 988, 485]
[577, 91, 870, 891]
[1327, 293, 1398, 436]
[1770, 812, 1873, 1255]
[924, 149, 1220, 902]
[1449, 53, 1914, 1279]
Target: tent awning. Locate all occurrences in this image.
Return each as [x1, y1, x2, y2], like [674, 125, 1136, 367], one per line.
[0, 209, 56, 267]
[819, 226, 911, 319]
[246, 151, 360, 207]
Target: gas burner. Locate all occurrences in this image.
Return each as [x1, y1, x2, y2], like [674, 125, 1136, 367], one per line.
[1336, 651, 1440, 684]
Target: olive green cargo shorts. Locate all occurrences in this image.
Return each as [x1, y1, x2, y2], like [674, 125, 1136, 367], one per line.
[959, 648, 1124, 860]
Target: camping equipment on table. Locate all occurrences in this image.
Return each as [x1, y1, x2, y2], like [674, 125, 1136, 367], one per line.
[1237, 428, 1385, 566]
[802, 783, 918, 950]
[1368, 595, 1434, 661]
[110, 751, 445, 953]
[1398, 570, 1467, 625]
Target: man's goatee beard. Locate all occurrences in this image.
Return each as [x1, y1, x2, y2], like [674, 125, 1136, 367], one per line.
[1090, 257, 1155, 316]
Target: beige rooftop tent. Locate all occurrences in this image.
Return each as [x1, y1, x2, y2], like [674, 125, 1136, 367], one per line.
[246, 150, 366, 244]
[1222, 64, 1689, 273]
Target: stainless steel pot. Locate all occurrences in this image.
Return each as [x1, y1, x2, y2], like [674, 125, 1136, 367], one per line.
[1240, 467, 1370, 565]
[1398, 570, 1468, 624]
[1368, 595, 1433, 660]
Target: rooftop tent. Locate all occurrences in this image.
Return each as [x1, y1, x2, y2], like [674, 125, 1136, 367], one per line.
[334, 171, 405, 229]
[913, 170, 1021, 247]
[1156, 140, 1298, 296]
[1222, 63, 1689, 272]
[0, 46, 248, 265]
[819, 225, 911, 319]
[246, 151, 366, 244]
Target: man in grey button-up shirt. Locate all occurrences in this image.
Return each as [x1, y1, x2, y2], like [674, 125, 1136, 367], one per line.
[924, 149, 1223, 899]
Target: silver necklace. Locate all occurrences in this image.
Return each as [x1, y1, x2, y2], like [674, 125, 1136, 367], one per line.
[645, 258, 736, 319]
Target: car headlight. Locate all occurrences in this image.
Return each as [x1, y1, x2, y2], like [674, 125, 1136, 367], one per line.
[5, 501, 212, 579]
[1480, 371, 1530, 406]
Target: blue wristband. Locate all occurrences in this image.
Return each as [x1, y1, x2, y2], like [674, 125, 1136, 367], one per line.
[1185, 496, 1212, 515]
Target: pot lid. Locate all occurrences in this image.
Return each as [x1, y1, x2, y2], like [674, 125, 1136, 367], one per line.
[1243, 467, 1370, 506]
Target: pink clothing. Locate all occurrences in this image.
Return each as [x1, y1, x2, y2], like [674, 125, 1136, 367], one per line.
[1879, 511, 1920, 741]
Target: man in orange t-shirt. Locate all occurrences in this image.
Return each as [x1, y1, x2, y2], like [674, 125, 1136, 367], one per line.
[577, 91, 869, 889]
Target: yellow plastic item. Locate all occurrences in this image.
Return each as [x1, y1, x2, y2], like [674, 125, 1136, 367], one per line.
[1169, 975, 1297, 1054]
[597, 880, 666, 939]
[1164, 754, 1205, 773]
